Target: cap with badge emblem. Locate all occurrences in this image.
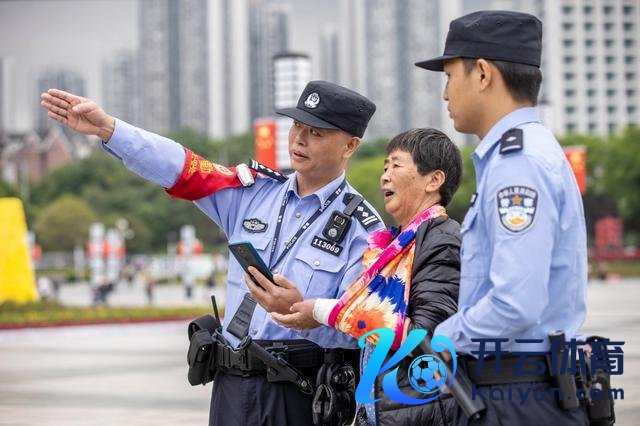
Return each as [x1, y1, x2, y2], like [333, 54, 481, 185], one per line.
[276, 80, 376, 138]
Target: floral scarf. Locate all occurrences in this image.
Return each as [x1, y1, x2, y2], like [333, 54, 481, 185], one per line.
[327, 204, 447, 350]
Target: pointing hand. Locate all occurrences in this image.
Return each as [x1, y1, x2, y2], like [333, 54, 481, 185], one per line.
[40, 89, 115, 141]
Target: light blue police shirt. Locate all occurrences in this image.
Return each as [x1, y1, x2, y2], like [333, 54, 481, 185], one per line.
[102, 119, 385, 349]
[435, 107, 588, 355]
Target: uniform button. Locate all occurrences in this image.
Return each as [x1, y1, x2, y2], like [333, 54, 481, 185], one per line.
[251, 328, 258, 335]
[295, 212, 301, 219]
[273, 269, 279, 274]
[314, 260, 320, 267]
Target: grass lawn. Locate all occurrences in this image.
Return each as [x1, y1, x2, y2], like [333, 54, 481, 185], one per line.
[0, 301, 216, 329]
[591, 261, 640, 278]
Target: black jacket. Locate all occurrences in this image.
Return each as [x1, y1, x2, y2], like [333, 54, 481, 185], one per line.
[373, 216, 461, 426]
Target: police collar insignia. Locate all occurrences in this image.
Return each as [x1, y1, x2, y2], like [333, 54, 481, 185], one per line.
[469, 192, 478, 207]
[497, 186, 538, 233]
[243, 218, 268, 233]
[304, 92, 320, 108]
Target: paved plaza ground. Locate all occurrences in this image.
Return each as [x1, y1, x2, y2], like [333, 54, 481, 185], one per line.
[0, 279, 637, 425]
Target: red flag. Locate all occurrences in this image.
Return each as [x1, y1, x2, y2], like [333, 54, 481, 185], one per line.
[564, 146, 587, 195]
[254, 120, 277, 169]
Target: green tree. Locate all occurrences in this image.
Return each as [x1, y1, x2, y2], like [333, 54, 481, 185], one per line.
[33, 195, 98, 250]
[0, 179, 19, 198]
[347, 155, 391, 225]
[446, 145, 476, 224]
[603, 127, 640, 220]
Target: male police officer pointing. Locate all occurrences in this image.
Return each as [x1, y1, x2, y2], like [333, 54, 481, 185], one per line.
[416, 11, 589, 425]
[40, 81, 384, 425]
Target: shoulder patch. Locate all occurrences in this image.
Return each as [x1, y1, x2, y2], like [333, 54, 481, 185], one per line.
[343, 193, 382, 230]
[499, 128, 523, 155]
[496, 186, 538, 233]
[249, 159, 288, 183]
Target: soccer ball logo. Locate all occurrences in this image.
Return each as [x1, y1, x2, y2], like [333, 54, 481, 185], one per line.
[408, 354, 447, 394]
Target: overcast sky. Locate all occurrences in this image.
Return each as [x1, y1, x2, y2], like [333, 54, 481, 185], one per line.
[0, 0, 337, 131]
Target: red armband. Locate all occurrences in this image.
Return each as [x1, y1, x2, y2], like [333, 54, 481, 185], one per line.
[165, 149, 257, 201]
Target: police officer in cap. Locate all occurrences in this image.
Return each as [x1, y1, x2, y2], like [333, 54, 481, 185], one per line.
[416, 10, 588, 425]
[40, 80, 384, 425]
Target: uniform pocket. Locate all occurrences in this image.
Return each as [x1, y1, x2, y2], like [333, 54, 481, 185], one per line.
[293, 249, 347, 299]
[460, 206, 478, 235]
[459, 205, 486, 280]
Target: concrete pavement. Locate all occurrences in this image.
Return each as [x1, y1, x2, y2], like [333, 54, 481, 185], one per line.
[0, 279, 638, 425]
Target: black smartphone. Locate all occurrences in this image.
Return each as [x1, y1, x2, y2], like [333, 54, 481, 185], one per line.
[228, 242, 275, 286]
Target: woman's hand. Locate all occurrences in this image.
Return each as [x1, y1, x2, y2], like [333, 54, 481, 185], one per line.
[270, 299, 320, 330]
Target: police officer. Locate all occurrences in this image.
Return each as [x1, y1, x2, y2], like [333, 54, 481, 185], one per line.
[40, 80, 384, 425]
[415, 11, 588, 425]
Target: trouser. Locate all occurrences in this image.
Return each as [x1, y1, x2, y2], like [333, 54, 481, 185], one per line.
[451, 382, 589, 426]
[209, 369, 315, 426]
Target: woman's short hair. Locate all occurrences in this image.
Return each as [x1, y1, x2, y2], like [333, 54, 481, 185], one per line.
[386, 128, 462, 206]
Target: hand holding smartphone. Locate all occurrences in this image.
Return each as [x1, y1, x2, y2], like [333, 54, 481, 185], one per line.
[228, 242, 275, 288]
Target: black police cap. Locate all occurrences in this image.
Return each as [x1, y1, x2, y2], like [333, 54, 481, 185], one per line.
[415, 10, 542, 71]
[276, 80, 376, 138]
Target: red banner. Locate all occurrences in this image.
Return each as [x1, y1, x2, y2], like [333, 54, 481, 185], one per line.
[563, 146, 587, 195]
[254, 120, 277, 170]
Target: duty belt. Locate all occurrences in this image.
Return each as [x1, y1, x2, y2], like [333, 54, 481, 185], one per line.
[460, 354, 552, 386]
[215, 339, 327, 376]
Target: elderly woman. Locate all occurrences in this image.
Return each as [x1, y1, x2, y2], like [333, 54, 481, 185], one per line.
[247, 128, 462, 426]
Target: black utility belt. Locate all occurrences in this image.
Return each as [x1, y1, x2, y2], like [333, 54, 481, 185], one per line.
[460, 355, 552, 386]
[216, 339, 354, 376]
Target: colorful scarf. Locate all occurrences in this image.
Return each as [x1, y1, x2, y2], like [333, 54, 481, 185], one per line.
[327, 204, 447, 350]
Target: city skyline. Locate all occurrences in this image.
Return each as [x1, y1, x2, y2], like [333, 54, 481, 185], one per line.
[0, 0, 638, 139]
[0, 0, 337, 133]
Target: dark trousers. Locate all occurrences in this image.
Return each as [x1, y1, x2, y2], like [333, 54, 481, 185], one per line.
[209, 370, 315, 426]
[452, 382, 589, 426]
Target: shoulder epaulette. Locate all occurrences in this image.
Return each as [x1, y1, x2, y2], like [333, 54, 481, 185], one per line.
[499, 128, 524, 155]
[343, 193, 382, 230]
[248, 159, 288, 183]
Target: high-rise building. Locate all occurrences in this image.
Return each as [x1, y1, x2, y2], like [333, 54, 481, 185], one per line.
[208, 0, 250, 138]
[249, 0, 291, 122]
[360, 0, 443, 140]
[139, 0, 172, 133]
[273, 53, 311, 170]
[463, 0, 640, 136]
[0, 57, 13, 135]
[138, 0, 208, 135]
[319, 26, 339, 83]
[102, 50, 139, 125]
[544, 0, 639, 135]
[338, 0, 367, 95]
[177, 0, 209, 134]
[35, 68, 85, 135]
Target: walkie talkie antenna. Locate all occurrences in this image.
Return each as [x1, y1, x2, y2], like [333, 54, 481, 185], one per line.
[211, 295, 220, 324]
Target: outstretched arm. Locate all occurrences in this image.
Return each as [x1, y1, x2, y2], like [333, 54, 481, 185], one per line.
[40, 89, 116, 141]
